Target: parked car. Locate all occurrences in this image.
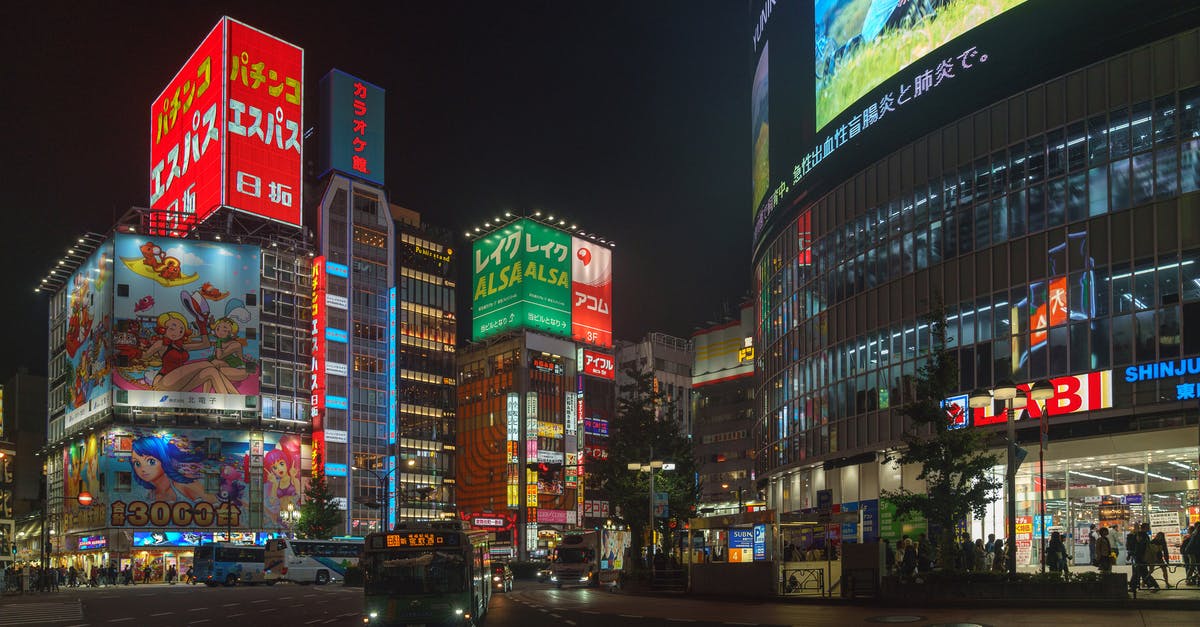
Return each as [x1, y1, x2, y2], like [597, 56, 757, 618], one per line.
[535, 561, 552, 583]
[491, 563, 514, 592]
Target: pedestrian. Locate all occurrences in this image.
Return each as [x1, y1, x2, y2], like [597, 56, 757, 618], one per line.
[1087, 524, 1097, 566]
[186, 565, 195, 585]
[882, 539, 895, 576]
[900, 538, 917, 577]
[1149, 530, 1169, 584]
[142, 564, 152, 584]
[916, 533, 933, 572]
[1128, 522, 1159, 593]
[985, 533, 996, 555]
[1187, 523, 1200, 585]
[67, 565, 76, 588]
[167, 564, 177, 585]
[992, 539, 1006, 572]
[1095, 527, 1113, 573]
[961, 536, 976, 572]
[974, 539, 987, 572]
[1047, 531, 1068, 574]
[123, 564, 132, 585]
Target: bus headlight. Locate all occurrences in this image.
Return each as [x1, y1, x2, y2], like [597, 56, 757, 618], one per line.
[369, 613, 378, 619]
[493, 576, 500, 582]
[454, 608, 464, 615]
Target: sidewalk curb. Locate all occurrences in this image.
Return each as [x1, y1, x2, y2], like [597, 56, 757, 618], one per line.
[623, 588, 1200, 611]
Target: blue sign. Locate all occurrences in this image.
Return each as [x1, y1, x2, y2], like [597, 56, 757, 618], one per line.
[326, 328, 348, 343]
[78, 535, 107, 550]
[326, 261, 349, 278]
[326, 463, 348, 477]
[1033, 515, 1054, 539]
[841, 501, 860, 542]
[1124, 358, 1200, 383]
[943, 394, 970, 429]
[729, 529, 754, 549]
[859, 500, 879, 542]
[753, 524, 766, 561]
[319, 70, 386, 185]
[817, 489, 833, 514]
[327, 395, 348, 410]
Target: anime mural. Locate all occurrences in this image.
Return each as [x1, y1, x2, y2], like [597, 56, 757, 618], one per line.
[63, 434, 106, 532]
[102, 427, 304, 530]
[64, 242, 114, 429]
[111, 235, 260, 411]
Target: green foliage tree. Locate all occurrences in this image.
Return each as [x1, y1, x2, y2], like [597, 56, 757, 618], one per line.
[591, 369, 698, 571]
[295, 452, 344, 540]
[881, 307, 1002, 571]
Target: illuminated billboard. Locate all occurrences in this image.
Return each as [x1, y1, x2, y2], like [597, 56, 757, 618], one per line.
[64, 241, 115, 431]
[693, 304, 754, 387]
[571, 237, 613, 347]
[751, 43, 769, 208]
[814, 0, 1027, 130]
[150, 17, 303, 236]
[319, 69, 385, 184]
[110, 235, 260, 411]
[97, 427, 304, 530]
[472, 220, 614, 344]
[472, 219, 572, 340]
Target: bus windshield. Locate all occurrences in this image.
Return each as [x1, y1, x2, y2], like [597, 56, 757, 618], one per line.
[364, 550, 467, 595]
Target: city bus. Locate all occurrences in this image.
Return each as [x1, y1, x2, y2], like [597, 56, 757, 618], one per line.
[263, 537, 363, 585]
[361, 522, 491, 626]
[193, 543, 269, 586]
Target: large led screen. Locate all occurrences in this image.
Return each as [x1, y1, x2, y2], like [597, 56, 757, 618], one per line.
[111, 235, 260, 411]
[64, 241, 115, 431]
[814, 0, 1027, 130]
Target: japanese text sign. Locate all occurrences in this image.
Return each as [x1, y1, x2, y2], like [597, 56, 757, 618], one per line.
[150, 17, 303, 236]
[319, 69, 385, 185]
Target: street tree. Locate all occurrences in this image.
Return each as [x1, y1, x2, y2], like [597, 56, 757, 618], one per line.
[881, 307, 1002, 571]
[295, 452, 345, 540]
[591, 369, 698, 571]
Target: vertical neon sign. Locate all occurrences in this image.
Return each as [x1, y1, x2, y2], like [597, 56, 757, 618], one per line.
[310, 256, 327, 478]
[388, 286, 397, 445]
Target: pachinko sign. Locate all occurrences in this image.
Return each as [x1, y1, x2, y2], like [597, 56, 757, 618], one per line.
[110, 235, 259, 411]
[150, 17, 303, 236]
[952, 370, 1113, 428]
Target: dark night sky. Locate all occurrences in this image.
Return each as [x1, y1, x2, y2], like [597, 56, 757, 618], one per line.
[1, 2, 752, 380]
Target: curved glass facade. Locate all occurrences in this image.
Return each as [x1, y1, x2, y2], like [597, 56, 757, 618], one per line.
[755, 30, 1200, 481]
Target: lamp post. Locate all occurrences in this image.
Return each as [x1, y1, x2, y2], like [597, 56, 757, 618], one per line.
[970, 379, 1053, 575]
[627, 455, 674, 569]
[352, 458, 413, 532]
[282, 502, 300, 536]
[1028, 380, 1055, 574]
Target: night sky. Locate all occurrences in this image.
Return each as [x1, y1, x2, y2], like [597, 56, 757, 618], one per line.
[1, 2, 751, 380]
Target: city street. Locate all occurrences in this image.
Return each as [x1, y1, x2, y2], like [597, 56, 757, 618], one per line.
[2, 580, 1199, 626]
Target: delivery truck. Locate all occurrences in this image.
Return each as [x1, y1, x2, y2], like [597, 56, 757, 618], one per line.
[550, 529, 631, 589]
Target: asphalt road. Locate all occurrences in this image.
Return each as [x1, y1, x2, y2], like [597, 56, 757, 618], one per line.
[1, 579, 1198, 626]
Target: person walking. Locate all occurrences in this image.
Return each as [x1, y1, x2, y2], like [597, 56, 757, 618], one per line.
[1096, 527, 1113, 573]
[1149, 531, 1169, 585]
[900, 538, 917, 577]
[142, 564, 152, 585]
[992, 539, 1006, 572]
[1186, 523, 1200, 585]
[961, 536, 976, 572]
[1128, 522, 1159, 593]
[1047, 531, 1068, 573]
[1087, 524, 1097, 566]
[974, 539, 988, 572]
[166, 564, 177, 585]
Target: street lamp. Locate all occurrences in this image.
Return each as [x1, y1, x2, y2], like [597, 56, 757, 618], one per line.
[282, 502, 300, 535]
[627, 456, 675, 568]
[1028, 380, 1055, 574]
[352, 458, 414, 531]
[970, 379, 1052, 575]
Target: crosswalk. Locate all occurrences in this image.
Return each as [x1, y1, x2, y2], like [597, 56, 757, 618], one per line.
[0, 600, 85, 626]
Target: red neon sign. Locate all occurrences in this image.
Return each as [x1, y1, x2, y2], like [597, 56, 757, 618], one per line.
[149, 18, 303, 237]
[311, 256, 327, 478]
[972, 370, 1113, 426]
[571, 237, 613, 348]
[582, 349, 615, 380]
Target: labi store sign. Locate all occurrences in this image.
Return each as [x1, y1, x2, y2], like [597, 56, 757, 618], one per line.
[1124, 358, 1200, 400]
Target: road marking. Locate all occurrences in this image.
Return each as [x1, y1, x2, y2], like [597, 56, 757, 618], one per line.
[188, 607, 209, 612]
[550, 615, 562, 619]
[668, 620, 698, 623]
[259, 609, 273, 613]
[189, 621, 211, 625]
[305, 620, 323, 625]
[221, 603, 240, 607]
[150, 612, 174, 617]
[582, 611, 601, 615]
[538, 608, 549, 613]
[251, 599, 269, 604]
[228, 614, 245, 618]
[323, 620, 340, 624]
[108, 620, 135, 624]
[620, 615, 644, 619]
[279, 596, 293, 600]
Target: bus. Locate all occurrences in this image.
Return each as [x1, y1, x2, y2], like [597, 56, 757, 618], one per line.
[193, 543, 269, 586]
[361, 522, 491, 626]
[263, 538, 363, 585]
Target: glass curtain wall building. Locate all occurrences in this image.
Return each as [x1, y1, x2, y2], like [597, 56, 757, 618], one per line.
[391, 205, 457, 522]
[754, 5, 1200, 568]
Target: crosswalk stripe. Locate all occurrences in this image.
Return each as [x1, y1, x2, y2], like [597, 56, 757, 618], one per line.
[0, 601, 85, 626]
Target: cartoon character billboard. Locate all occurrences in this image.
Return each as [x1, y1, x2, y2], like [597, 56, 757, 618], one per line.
[64, 241, 115, 431]
[102, 427, 304, 529]
[111, 234, 260, 411]
[63, 433, 106, 533]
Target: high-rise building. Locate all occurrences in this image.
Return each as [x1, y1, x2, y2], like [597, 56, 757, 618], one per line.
[392, 204, 458, 522]
[1, 371, 48, 566]
[616, 333, 695, 433]
[691, 304, 757, 516]
[752, 1, 1200, 556]
[458, 215, 614, 560]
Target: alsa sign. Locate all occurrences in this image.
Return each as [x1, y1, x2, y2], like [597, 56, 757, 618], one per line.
[150, 17, 303, 236]
[582, 350, 614, 380]
[945, 370, 1113, 428]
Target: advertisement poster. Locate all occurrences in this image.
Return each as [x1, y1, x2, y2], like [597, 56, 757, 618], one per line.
[1149, 510, 1183, 562]
[858, 499, 879, 543]
[878, 499, 927, 543]
[64, 243, 115, 430]
[1014, 515, 1033, 566]
[473, 219, 572, 340]
[63, 433, 106, 532]
[111, 235, 260, 411]
[728, 528, 755, 562]
[101, 427, 303, 529]
[751, 42, 769, 210]
[814, 0, 1028, 129]
[570, 238, 613, 349]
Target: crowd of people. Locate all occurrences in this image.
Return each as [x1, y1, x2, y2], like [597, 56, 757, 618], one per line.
[0, 562, 192, 594]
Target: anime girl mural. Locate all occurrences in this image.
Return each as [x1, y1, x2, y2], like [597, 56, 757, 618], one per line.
[129, 435, 213, 504]
[263, 436, 302, 526]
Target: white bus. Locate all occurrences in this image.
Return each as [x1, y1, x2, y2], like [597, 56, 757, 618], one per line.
[194, 543, 270, 586]
[264, 538, 363, 585]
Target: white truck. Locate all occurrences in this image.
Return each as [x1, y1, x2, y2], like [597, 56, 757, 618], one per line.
[550, 529, 631, 589]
